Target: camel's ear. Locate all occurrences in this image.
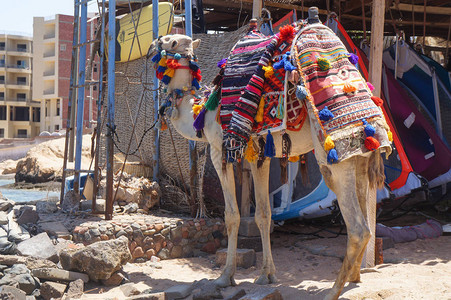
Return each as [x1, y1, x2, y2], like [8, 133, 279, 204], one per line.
[192, 39, 201, 49]
[147, 38, 158, 58]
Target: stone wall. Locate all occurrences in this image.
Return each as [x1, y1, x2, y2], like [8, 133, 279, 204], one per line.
[72, 217, 227, 261]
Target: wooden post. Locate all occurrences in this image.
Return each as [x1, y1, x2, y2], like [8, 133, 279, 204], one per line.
[365, 0, 386, 268]
[252, 0, 262, 19]
[240, 161, 252, 217]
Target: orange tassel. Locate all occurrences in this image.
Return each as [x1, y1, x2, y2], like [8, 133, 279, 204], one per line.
[371, 96, 384, 106]
[364, 136, 380, 151]
[343, 82, 357, 94]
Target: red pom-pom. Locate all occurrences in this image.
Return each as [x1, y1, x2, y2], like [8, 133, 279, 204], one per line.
[192, 69, 202, 81]
[166, 59, 181, 69]
[156, 71, 164, 80]
[371, 96, 383, 106]
[279, 25, 295, 42]
[364, 136, 380, 151]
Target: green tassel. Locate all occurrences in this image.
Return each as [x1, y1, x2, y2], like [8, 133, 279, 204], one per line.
[204, 89, 220, 111]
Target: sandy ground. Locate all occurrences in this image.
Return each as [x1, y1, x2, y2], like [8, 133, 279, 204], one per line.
[84, 229, 451, 300]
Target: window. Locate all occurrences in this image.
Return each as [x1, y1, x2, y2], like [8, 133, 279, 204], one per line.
[93, 85, 97, 91]
[17, 44, 27, 52]
[55, 125, 59, 131]
[17, 93, 26, 101]
[17, 129, 27, 138]
[17, 77, 26, 85]
[0, 42, 5, 50]
[56, 99, 60, 116]
[13, 107, 29, 121]
[0, 128, 4, 138]
[0, 59, 4, 67]
[94, 64, 97, 73]
[60, 44, 66, 51]
[32, 107, 40, 122]
[0, 75, 4, 84]
[0, 92, 4, 100]
[17, 60, 26, 68]
[0, 106, 6, 120]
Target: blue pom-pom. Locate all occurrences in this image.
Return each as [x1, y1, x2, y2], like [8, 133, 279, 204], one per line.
[327, 149, 338, 164]
[151, 52, 161, 63]
[161, 50, 166, 56]
[295, 85, 308, 100]
[192, 78, 200, 90]
[174, 53, 182, 60]
[264, 131, 276, 157]
[348, 53, 359, 65]
[162, 75, 171, 85]
[318, 106, 334, 122]
[189, 61, 199, 72]
[364, 123, 376, 137]
[157, 65, 167, 74]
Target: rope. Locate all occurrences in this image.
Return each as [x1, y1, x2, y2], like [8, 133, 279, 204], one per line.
[111, 119, 158, 156]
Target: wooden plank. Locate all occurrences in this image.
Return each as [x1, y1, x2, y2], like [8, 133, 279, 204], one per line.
[391, 3, 451, 15]
[342, 13, 450, 28]
[252, 0, 262, 19]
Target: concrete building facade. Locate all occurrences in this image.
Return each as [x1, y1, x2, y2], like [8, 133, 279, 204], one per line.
[33, 14, 98, 133]
[0, 32, 40, 139]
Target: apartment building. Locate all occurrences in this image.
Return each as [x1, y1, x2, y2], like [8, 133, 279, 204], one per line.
[0, 32, 40, 139]
[33, 14, 98, 133]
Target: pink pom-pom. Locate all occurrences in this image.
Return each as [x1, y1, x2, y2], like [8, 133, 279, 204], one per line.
[367, 82, 375, 91]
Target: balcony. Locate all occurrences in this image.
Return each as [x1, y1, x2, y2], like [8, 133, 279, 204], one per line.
[7, 49, 32, 57]
[44, 33, 56, 40]
[7, 82, 30, 90]
[43, 70, 55, 77]
[7, 65, 31, 73]
[43, 88, 55, 95]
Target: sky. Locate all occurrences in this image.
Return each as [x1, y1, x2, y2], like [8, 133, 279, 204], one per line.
[0, 0, 98, 35]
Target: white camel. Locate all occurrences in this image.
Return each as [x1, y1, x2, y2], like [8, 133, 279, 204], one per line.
[149, 34, 387, 300]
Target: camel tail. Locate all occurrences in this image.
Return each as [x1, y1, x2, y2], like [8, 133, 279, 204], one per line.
[368, 149, 385, 189]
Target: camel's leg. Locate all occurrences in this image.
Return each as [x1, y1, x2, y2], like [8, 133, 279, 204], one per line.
[321, 159, 371, 300]
[249, 159, 277, 285]
[210, 147, 239, 287]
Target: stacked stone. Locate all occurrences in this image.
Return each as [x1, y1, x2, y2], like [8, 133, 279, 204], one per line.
[72, 218, 227, 261]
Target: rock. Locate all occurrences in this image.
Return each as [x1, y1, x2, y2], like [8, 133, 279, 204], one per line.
[62, 190, 82, 213]
[0, 254, 56, 270]
[128, 292, 166, 300]
[238, 288, 282, 300]
[0, 199, 14, 212]
[39, 281, 67, 300]
[170, 245, 183, 258]
[120, 282, 149, 297]
[238, 218, 273, 237]
[35, 201, 58, 214]
[164, 284, 193, 299]
[116, 230, 128, 238]
[237, 236, 262, 252]
[157, 248, 170, 260]
[39, 221, 70, 239]
[0, 285, 26, 300]
[225, 289, 246, 300]
[216, 249, 255, 269]
[145, 249, 156, 259]
[80, 199, 106, 212]
[0, 159, 18, 175]
[101, 271, 126, 286]
[201, 241, 218, 254]
[66, 278, 84, 299]
[0, 211, 8, 225]
[60, 236, 132, 281]
[123, 203, 138, 214]
[14, 274, 39, 295]
[191, 279, 222, 300]
[0, 267, 39, 295]
[5, 264, 30, 275]
[16, 233, 58, 263]
[31, 268, 89, 283]
[16, 208, 39, 225]
[132, 247, 144, 259]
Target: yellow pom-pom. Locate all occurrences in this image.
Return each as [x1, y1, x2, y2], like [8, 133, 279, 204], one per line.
[244, 139, 258, 163]
[191, 90, 196, 95]
[288, 156, 300, 163]
[387, 130, 393, 142]
[324, 136, 335, 151]
[262, 65, 274, 78]
[343, 82, 357, 94]
[255, 97, 265, 123]
[317, 57, 331, 71]
[158, 58, 167, 67]
[192, 104, 203, 115]
[163, 68, 175, 78]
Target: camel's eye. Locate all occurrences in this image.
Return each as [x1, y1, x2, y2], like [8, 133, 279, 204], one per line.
[171, 40, 178, 48]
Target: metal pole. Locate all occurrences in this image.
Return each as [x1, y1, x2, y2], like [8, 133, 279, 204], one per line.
[185, 0, 192, 36]
[89, 17, 94, 127]
[73, 0, 88, 193]
[93, 0, 106, 212]
[106, 0, 116, 220]
[60, 0, 81, 205]
[152, 0, 160, 181]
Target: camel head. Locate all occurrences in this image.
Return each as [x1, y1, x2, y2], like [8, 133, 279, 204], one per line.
[148, 34, 201, 60]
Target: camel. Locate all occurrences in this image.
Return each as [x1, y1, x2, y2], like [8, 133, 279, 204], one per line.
[148, 31, 388, 299]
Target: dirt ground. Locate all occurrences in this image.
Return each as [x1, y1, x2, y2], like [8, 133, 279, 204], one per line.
[84, 225, 451, 300]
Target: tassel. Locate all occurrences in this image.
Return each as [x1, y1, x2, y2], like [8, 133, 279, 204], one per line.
[288, 156, 299, 163]
[273, 52, 297, 72]
[264, 131, 276, 158]
[348, 53, 359, 65]
[280, 133, 292, 184]
[318, 106, 334, 122]
[217, 58, 227, 68]
[157, 65, 167, 74]
[343, 82, 357, 94]
[213, 68, 224, 86]
[280, 160, 288, 184]
[192, 78, 200, 90]
[255, 97, 265, 123]
[192, 104, 203, 116]
[151, 52, 161, 63]
[324, 136, 335, 152]
[162, 75, 171, 85]
[295, 84, 308, 100]
[317, 57, 331, 71]
[163, 68, 175, 77]
[158, 58, 167, 67]
[160, 118, 168, 131]
[362, 119, 376, 137]
[257, 136, 266, 168]
[327, 149, 338, 164]
[193, 108, 206, 131]
[189, 60, 200, 72]
[279, 25, 295, 41]
[365, 136, 380, 151]
[262, 65, 274, 78]
[192, 69, 202, 81]
[371, 96, 383, 106]
[244, 139, 258, 163]
[166, 59, 181, 69]
[367, 82, 375, 91]
[196, 130, 203, 138]
[387, 130, 393, 142]
[299, 154, 310, 186]
[204, 89, 220, 111]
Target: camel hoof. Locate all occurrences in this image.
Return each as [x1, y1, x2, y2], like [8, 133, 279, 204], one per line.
[213, 274, 236, 288]
[254, 273, 277, 285]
